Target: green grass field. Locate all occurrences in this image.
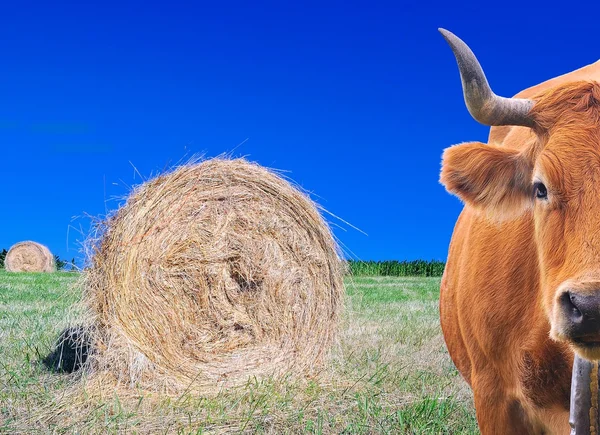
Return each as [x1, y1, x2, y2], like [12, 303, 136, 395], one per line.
[0, 272, 477, 434]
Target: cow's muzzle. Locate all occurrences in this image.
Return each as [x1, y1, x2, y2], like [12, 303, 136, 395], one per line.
[559, 290, 600, 352]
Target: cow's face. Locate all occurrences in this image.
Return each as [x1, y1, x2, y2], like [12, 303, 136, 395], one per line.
[441, 82, 600, 359]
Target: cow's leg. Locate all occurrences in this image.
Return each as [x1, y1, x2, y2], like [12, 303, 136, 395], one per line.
[439, 276, 472, 385]
[474, 394, 538, 434]
[472, 375, 539, 435]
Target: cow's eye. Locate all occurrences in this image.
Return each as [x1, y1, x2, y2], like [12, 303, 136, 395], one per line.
[533, 182, 548, 200]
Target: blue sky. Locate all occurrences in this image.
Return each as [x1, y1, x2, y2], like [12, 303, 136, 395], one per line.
[2, 1, 600, 263]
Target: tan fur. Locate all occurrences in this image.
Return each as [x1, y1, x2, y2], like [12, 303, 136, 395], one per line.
[441, 142, 533, 220]
[441, 60, 600, 434]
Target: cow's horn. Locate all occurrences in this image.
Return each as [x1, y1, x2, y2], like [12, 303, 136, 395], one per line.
[439, 28, 535, 128]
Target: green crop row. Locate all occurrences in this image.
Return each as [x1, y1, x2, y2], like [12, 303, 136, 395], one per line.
[347, 260, 445, 277]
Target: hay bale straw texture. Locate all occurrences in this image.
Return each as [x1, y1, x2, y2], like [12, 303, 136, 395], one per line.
[5, 241, 55, 273]
[84, 158, 344, 392]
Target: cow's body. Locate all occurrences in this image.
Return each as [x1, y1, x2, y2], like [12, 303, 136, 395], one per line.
[441, 60, 600, 433]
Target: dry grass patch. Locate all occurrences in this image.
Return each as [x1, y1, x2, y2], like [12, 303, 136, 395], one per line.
[1, 273, 477, 433]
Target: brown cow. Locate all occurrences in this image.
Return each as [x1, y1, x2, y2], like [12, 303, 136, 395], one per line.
[439, 29, 600, 434]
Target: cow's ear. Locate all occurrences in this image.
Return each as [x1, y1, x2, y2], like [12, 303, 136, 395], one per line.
[440, 141, 533, 220]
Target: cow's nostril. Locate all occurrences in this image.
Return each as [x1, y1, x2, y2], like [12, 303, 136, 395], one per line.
[560, 290, 600, 340]
[569, 293, 583, 318]
[560, 291, 583, 323]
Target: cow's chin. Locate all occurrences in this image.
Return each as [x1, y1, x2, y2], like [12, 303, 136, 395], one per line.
[570, 342, 600, 361]
[550, 324, 600, 360]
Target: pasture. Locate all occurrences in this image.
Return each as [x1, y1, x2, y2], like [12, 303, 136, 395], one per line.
[0, 272, 477, 433]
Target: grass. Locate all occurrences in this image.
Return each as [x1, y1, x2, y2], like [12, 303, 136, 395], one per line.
[0, 271, 477, 433]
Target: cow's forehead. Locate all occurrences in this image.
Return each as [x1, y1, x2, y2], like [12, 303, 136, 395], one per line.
[543, 128, 600, 158]
[534, 135, 600, 187]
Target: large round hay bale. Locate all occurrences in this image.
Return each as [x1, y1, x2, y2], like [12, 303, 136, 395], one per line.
[84, 158, 344, 392]
[5, 241, 55, 273]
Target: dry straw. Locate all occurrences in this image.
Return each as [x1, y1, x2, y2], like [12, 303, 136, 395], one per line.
[5, 241, 55, 273]
[81, 158, 345, 393]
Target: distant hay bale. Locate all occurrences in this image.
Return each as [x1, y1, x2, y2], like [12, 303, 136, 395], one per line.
[5, 241, 55, 273]
[83, 158, 344, 392]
